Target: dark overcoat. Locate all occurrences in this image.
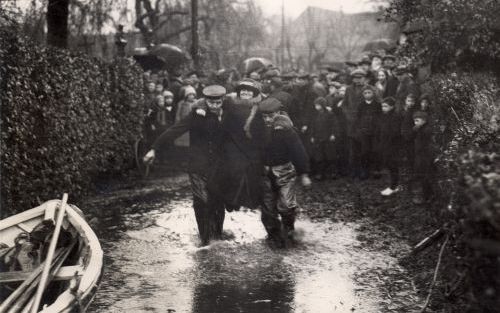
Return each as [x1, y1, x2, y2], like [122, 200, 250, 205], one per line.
[376, 110, 402, 165]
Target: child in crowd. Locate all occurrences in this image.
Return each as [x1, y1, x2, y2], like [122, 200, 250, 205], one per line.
[155, 82, 164, 95]
[174, 85, 197, 147]
[353, 85, 381, 179]
[309, 97, 338, 180]
[163, 90, 175, 120]
[412, 111, 437, 203]
[377, 97, 402, 196]
[258, 97, 311, 248]
[400, 93, 418, 177]
[146, 81, 156, 96]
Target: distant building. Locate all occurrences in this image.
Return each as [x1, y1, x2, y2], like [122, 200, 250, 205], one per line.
[287, 6, 399, 71]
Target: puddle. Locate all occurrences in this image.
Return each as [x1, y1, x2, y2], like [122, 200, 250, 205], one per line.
[86, 185, 420, 313]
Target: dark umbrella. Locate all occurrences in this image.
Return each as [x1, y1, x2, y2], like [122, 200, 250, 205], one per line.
[133, 44, 188, 72]
[149, 43, 188, 65]
[241, 57, 273, 75]
[362, 39, 397, 52]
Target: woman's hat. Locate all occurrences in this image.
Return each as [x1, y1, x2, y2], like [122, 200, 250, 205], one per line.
[235, 78, 261, 96]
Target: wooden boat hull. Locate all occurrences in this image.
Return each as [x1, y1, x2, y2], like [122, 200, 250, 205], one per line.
[0, 200, 104, 313]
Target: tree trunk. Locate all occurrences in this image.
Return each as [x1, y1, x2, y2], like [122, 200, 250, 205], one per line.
[46, 0, 69, 48]
[191, 0, 200, 72]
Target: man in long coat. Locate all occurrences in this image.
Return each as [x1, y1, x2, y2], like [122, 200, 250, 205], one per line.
[143, 85, 265, 245]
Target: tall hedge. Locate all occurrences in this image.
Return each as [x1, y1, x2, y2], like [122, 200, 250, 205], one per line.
[422, 72, 500, 311]
[0, 24, 145, 216]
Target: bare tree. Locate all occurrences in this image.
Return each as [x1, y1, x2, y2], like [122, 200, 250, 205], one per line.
[47, 0, 70, 48]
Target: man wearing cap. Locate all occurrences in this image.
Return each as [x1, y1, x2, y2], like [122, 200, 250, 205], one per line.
[394, 65, 420, 111]
[340, 68, 367, 176]
[258, 97, 311, 247]
[324, 66, 340, 85]
[143, 85, 263, 246]
[268, 77, 293, 113]
[358, 57, 376, 85]
[291, 72, 323, 139]
[382, 54, 397, 78]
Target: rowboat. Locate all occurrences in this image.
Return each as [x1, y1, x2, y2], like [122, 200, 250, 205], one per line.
[0, 200, 103, 312]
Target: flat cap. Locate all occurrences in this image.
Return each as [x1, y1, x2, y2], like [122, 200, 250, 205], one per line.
[358, 59, 371, 66]
[202, 85, 226, 98]
[314, 97, 327, 107]
[297, 72, 310, 79]
[345, 61, 358, 67]
[382, 97, 396, 107]
[382, 54, 396, 61]
[362, 84, 375, 92]
[351, 69, 367, 77]
[393, 65, 408, 74]
[325, 65, 341, 72]
[413, 111, 428, 120]
[329, 81, 342, 88]
[263, 69, 280, 79]
[419, 93, 431, 102]
[259, 97, 283, 113]
[281, 71, 298, 79]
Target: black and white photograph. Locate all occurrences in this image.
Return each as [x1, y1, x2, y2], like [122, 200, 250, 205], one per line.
[0, 0, 499, 312]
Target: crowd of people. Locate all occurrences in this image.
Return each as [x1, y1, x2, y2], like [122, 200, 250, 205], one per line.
[141, 51, 442, 247]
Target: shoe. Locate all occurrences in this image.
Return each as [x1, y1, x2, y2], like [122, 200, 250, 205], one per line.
[381, 187, 400, 196]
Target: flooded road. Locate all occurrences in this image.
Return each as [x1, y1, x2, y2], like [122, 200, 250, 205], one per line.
[85, 175, 421, 313]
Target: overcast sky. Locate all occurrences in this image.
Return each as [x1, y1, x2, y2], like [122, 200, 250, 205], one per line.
[255, 0, 378, 17]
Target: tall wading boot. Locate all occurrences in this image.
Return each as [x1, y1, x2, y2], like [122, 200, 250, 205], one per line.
[261, 209, 285, 249]
[193, 197, 211, 246]
[281, 212, 296, 247]
[211, 201, 226, 240]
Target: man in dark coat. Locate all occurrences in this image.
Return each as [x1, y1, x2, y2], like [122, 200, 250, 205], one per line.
[169, 67, 185, 106]
[377, 97, 402, 196]
[394, 66, 420, 112]
[353, 84, 381, 179]
[308, 97, 339, 180]
[268, 77, 294, 114]
[382, 54, 397, 78]
[400, 93, 418, 178]
[340, 69, 366, 177]
[412, 111, 437, 203]
[143, 85, 265, 245]
[359, 58, 376, 85]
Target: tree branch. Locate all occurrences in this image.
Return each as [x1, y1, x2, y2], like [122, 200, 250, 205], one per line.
[161, 16, 209, 40]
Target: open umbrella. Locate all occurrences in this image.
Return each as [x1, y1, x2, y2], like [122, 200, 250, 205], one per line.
[241, 57, 273, 75]
[362, 39, 397, 52]
[133, 43, 188, 72]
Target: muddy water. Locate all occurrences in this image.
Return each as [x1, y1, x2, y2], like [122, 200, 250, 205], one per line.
[86, 179, 419, 313]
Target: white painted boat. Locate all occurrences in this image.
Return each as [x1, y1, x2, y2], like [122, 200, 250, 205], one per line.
[0, 200, 103, 312]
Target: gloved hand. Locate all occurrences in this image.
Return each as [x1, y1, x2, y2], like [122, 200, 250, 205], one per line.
[143, 149, 156, 165]
[301, 125, 308, 133]
[300, 174, 312, 189]
[329, 135, 336, 141]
